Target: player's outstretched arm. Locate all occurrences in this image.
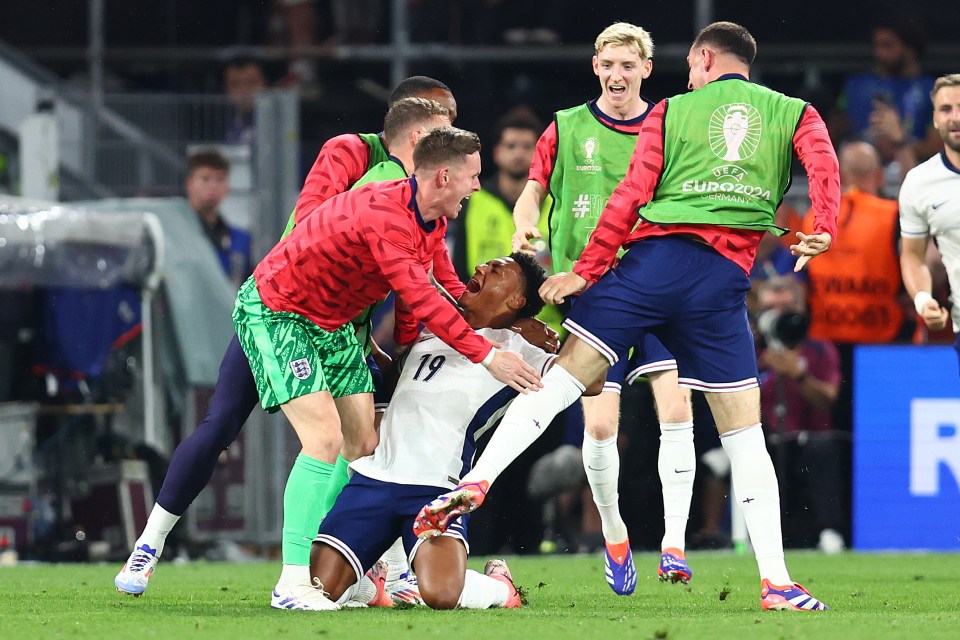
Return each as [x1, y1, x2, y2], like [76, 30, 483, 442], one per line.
[539, 272, 587, 305]
[793, 105, 840, 248]
[510, 317, 559, 353]
[483, 349, 543, 393]
[900, 236, 950, 331]
[512, 181, 547, 253]
[791, 231, 832, 271]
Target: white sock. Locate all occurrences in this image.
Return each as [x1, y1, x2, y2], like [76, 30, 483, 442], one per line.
[659, 421, 695, 551]
[337, 575, 372, 605]
[457, 569, 509, 609]
[464, 365, 585, 486]
[381, 538, 409, 582]
[135, 504, 180, 558]
[582, 433, 627, 544]
[276, 563, 310, 590]
[720, 424, 791, 585]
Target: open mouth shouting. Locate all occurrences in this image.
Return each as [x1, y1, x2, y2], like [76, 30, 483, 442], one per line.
[607, 84, 627, 98]
[465, 275, 482, 294]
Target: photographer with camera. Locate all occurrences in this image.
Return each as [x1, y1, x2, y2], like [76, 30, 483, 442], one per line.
[755, 276, 845, 554]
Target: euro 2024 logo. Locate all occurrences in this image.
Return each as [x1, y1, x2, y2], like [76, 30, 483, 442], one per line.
[709, 103, 761, 161]
[579, 137, 599, 165]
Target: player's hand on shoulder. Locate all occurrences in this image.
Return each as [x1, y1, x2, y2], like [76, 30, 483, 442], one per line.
[512, 226, 541, 254]
[539, 272, 586, 305]
[510, 317, 560, 353]
[484, 348, 543, 393]
[791, 231, 832, 272]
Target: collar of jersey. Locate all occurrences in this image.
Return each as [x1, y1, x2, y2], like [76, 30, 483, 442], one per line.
[408, 175, 437, 232]
[940, 151, 960, 175]
[588, 97, 651, 128]
[388, 154, 408, 175]
[713, 73, 749, 83]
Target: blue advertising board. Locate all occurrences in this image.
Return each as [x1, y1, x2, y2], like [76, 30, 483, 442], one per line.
[854, 345, 960, 550]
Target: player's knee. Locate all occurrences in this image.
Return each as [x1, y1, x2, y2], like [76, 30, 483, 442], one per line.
[585, 415, 619, 440]
[658, 401, 692, 424]
[341, 430, 378, 460]
[420, 586, 460, 610]
[654, 389, 692, 424]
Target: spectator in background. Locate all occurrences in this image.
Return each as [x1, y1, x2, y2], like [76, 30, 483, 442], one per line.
[185, 150, 252, 287]
[748, 204, 804, 317]
[456, 108, 545, 280]
[271, 0, 318, 87]
[224, 55, 269, 145]
[802, 140, 909, 441]
[830, 17, 941, 195]
[899, 74, 960, 367]
[755, 276, 844, 553]
[803, 141, 909, 346]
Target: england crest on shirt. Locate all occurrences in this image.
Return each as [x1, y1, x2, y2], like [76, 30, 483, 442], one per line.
[290, 357, 313, 380]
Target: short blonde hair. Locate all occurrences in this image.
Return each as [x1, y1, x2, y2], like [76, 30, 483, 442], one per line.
[931, 74, 960, 101]
[594, 22, 654, 59]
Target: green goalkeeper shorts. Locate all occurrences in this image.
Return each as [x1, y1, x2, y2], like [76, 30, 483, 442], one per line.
[233, 277, 373, 412]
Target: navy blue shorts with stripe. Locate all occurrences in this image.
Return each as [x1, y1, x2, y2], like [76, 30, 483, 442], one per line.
[564, 236, 759, 392]
[366, 355, 392, 409]
[564, 296, 676, 392]
[315, 473, 469, 580]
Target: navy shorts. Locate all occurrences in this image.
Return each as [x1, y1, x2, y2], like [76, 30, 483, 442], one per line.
[564, 236, 758, 391]
[564, 295, 676, 393]
[315, 473, 469, 580]
[366, 355, 392, 411]
[624, 333, 679, 386]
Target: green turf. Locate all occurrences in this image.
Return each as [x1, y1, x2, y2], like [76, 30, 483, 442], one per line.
[1, 551, 959, 639]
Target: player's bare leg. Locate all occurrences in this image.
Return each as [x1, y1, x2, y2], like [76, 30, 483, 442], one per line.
[308, 542, 354, 602]
[319, 393, 377, 515]
[308, 540, 392, 608]
[335, 393, 378, 462]
[414, 536, 519, 609]
[707, 388, 827, 611]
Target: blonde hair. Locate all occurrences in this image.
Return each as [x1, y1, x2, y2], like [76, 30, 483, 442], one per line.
[594, 22, 654, 59]
[931, 74, 960, 101]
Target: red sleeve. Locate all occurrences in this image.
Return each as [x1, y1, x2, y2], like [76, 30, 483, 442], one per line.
[392, 296, 418, 347]
[368, 212, 492, 363]
[793, 106, 840, 242]
[527, 121, 558, 189]
[574, 100, 667, 283]
[393, 230, 465, 347]
[294, 134, 371, 224]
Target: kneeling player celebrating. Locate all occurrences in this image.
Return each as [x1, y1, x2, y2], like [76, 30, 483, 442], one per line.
[305, 253, 582, 610]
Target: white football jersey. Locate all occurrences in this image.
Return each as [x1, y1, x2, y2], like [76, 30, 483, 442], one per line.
[350, 327, 556, 489]
[899, 152, 960, 331]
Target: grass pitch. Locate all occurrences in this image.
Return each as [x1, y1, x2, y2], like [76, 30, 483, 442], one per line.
[2, 551, 959, 639]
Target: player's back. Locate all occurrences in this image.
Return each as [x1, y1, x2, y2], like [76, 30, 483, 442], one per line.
[351, 327, 555, 489]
